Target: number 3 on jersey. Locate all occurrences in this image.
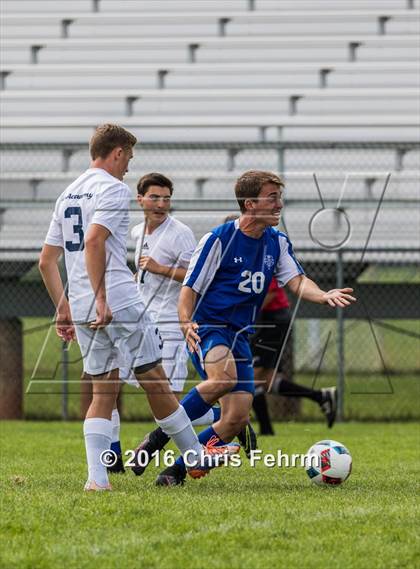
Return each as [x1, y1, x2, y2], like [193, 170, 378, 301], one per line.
[65, 206, 85, 252]
[238, 270, 265, 294]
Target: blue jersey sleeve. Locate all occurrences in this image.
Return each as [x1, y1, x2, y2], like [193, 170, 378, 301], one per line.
[183, 232, 222, 294]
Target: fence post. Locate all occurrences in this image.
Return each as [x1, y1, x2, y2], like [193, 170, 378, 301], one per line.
[336, 249, 345, 421]
[0, 318, 23, 419]
[61, 341, 68, 420]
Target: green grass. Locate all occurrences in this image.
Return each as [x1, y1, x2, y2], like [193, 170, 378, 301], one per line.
[359, 264, 420, 283]
[1, 422, 419, 569]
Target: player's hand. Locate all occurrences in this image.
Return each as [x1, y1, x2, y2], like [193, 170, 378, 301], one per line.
[90, 298, 113, 329]
[55, 308, 76, 342]
[323, 288, 356, 308]
[138, 256, 163, 275]
[181, 321, 201, 353]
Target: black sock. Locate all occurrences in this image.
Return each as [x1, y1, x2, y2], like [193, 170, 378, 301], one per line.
[151, 427, 171, 449]
[252, 393, 274, 435]
[273, 378, 323, 404]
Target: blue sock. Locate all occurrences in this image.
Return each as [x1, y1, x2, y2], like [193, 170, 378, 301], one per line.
[110, 441, 122, 455]
[175, 426, 226, 469]
[180, 387, 212, 422]
[212, 406, 221, 422]
[191, 405, 222, 427]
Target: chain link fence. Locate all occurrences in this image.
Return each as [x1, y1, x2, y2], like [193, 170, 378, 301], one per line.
[1, 142, 419, 421]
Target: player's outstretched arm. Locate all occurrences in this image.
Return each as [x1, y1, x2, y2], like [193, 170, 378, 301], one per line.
[85, 223, 112, 329]
[287, 275, 356, 308]
[178, 286, 201, 352]
[39, 244, 75, 341]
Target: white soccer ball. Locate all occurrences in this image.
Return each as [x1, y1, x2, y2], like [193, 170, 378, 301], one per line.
[305, 440, 352, 486]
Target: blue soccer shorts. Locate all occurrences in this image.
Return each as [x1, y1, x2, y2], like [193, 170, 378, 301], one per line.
[189, 325, 255, 394]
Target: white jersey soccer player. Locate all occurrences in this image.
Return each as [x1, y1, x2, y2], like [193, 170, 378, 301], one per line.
[46, 168, 142, 334]
[132, 214, 196, 393]
[39, 125, 237, 491]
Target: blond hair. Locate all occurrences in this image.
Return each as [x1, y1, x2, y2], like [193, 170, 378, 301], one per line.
[90, 123, 137, 160]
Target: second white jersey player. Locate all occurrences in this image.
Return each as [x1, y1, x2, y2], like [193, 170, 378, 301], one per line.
[132, 215, 196, 329]
[131, 174, 197, 393]
[132, 216, 196, 392]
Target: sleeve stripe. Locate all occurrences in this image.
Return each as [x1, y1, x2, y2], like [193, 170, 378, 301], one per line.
[184, 232, 221, 292]
[283, 234, 305, 274]
[274, 233, 305, 287]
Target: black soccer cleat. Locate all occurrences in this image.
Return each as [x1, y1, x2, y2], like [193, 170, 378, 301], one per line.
[237, 421, 258, 459]
[320, 387, 337, 428]
[155, 463, 187, 487]
[107, 454, 125, 474]
[131, 428, 170, 476]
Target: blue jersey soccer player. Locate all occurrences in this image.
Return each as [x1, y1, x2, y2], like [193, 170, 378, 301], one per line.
[136, 170, 356, 486]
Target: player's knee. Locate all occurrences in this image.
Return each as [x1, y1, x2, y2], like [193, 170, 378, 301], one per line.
[136, 363, 172, 395]
[207, 374, 237, 395]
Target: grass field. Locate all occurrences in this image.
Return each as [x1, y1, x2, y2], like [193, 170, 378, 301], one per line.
[1, 421, 419, 569]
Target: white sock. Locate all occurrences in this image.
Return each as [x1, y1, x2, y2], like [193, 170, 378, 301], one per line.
[111, 408, 120, 444]
[83, 418, 112, 487]
[192, 407, 215, 426]
[155, 406, 202, 464]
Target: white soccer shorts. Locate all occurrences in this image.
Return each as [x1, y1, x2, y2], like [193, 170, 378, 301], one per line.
[159, 326, 189, 393]
[121, 325, 188, 392]
[75, 303, 161, 380]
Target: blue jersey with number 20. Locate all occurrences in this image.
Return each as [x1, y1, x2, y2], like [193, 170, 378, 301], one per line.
[183, 219, 304, 333]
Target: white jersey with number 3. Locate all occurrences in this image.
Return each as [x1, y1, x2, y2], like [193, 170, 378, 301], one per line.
[44, 167, 139, 322]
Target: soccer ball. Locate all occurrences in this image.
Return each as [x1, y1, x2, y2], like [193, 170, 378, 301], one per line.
[305, 440, 352, 486]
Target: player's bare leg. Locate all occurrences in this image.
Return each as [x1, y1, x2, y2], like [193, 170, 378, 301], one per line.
[195, 345, 239, 403]
[85, 369, 120, 420]
[134, 362, 180, 419]
[212, 391, 253, 441]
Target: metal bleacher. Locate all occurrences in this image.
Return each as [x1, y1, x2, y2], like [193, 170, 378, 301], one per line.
[0, 0, 419, 257]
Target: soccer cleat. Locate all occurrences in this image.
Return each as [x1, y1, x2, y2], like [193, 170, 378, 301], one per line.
[187, 439, 241, 479]
[237, 422, 258, 459]
[155, 463, 187, 487]
[131, 428, 169, 476]
[107, 454, 125, 474]
[320, 387, 337, 428]
[84, 480, 112, 492]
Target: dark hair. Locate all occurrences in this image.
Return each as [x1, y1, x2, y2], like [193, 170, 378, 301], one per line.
[137, 172, 174, 196]
[90, 123, 137, 160]
[235, 170, 284, 213]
